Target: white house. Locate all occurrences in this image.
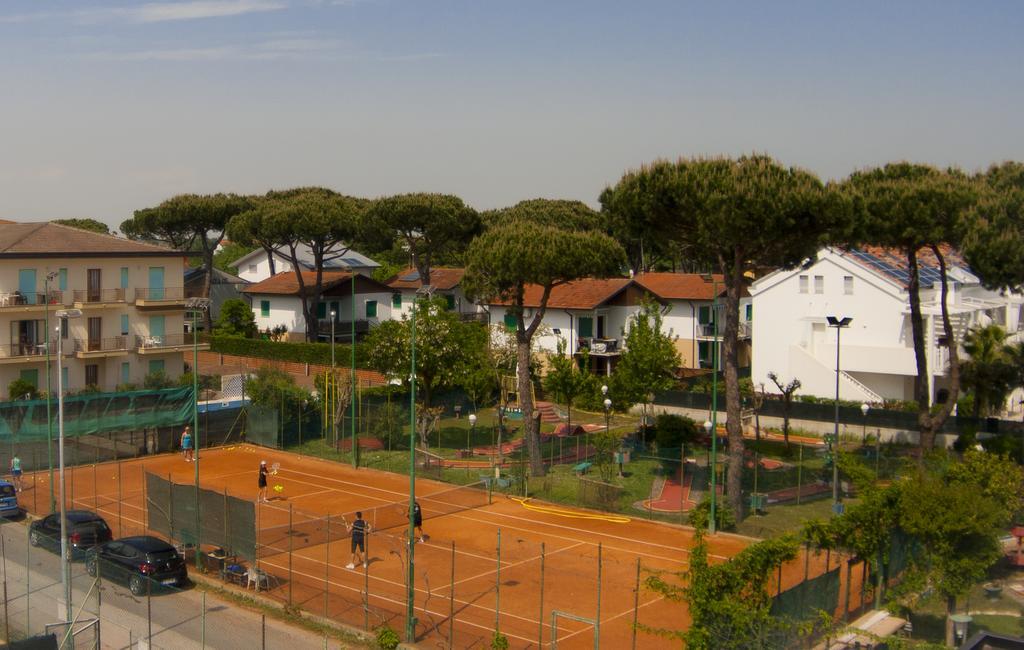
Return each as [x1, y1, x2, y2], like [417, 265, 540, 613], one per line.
[234, 244, 379, 284]
[241, 271, 396, 341]
[750, 246, 1024, 405]
[385, 267, 484, 320]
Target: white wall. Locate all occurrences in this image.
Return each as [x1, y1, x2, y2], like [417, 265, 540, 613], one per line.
[250, 291, 396, 336]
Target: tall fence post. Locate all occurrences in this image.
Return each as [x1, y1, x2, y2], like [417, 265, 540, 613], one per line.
[324, 513, 330, 619]
[449, 541, 456, 649]
[631, 557, 640, 650]
[93, 444, 98, 513]
[595, 542, 602, 648]
[538, 542, 545, 649]
[2, 534, 10, 645]
[25, 526, 30, 634]
[202, 591, 207, 649]
[494, 529, 501, 634]
[288, 503, 294, 606]
[168, 471, 174, 542]
[117, 461, 123, 536]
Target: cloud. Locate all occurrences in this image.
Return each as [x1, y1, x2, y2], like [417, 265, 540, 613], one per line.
[0, 1, 287, 25]
[83, 36, 348, 62]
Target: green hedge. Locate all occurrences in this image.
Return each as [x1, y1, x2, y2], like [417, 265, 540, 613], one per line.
[208, 335, 370, 367]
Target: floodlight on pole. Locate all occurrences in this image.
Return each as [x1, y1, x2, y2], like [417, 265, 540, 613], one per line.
[468, 412, 477, 455]
[826, 315, 853, 515]
[186, 297, 211, 571]
[55, 308, 81, 624]
[44, 270, 59, 513]
[330, 310, 336, 446]
[860, 402, 870, 446]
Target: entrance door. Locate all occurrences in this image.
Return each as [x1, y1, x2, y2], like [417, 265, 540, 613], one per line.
[18, 269, 36, 305]
[88, 317, 101, 351]
[148, 267, 165, 300]
[148, 315, 165, 345]
[87, 269, 101, 302]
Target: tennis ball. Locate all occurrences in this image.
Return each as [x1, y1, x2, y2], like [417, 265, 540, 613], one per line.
[273, 485, 284, 492]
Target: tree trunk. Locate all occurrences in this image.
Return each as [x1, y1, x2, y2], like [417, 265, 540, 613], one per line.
[945, 595, 956, 648]
[263, 245, 277, 276]
[201, 249, 216, 331]
[906, 248, 935, 455]
[921, 246, 961, 446]
[723, 257, 745, 519]
[516, 333, 545, 476]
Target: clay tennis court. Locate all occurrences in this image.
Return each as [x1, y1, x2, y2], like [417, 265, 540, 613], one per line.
[23, 444, 867, 649]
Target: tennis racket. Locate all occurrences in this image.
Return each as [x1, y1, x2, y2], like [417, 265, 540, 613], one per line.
[270, 462, 281, 476]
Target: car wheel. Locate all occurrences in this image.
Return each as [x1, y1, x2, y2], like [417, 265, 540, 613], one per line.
[129, 574, 145, 596]
[29, 530, 40, 547]
[85, 557, 97, 577]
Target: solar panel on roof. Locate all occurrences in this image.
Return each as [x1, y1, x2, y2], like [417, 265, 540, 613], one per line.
[400, 271, 420, 282]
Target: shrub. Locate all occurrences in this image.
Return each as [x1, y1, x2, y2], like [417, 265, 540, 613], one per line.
[7, 378, 39, 401]
[215, 298, 257, 338]
[654, 413, 700, 449]
[143, 370, 174, 390]
[689, 495, 737, 532]
[375, 625, 400, 650]
[209, 335, 368, 367]
[490, 631, 510, 650]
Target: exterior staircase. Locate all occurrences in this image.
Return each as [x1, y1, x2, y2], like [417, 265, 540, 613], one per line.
[533, 401, 563, 423]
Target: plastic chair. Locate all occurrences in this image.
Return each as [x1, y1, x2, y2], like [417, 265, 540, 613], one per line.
[246, 566, 268, 591]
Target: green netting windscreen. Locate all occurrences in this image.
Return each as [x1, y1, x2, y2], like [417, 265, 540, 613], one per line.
[0, 387, 192, 440]
[145, 472, 256, 561]
[771, 565, 840, 621]
[245, 405, 279, 448]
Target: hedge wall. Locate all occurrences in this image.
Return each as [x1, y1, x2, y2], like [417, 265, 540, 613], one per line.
[208, 335, 370, 367]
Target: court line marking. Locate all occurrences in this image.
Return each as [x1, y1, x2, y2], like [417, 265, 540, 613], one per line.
[443, 541, 586, 591]
[556, 594, 667, 645]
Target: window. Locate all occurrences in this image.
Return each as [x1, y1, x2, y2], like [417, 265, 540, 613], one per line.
[61, 367, 68, 390]
[844, 276, 854, 295]
[814, 275, 824, 294]
[85, 364, 98, 387]
[260, 300, 270, 318]
[503, 313, 517, 331]
[745, 304, 753, 321]
[148, 360, 165, 375]
[445, 294, 455, 310]
[120, 314, 129, 336]
[120, 267, 128, 289]
[59, 268, 68, 291]
[698, 305, 712, 324]
[316, 302, 327, 319]
[366, 300, 377, 318]
[19, 369, 38, 390]
[698, 341, 718, 368]
[578, 316, 594, 338]
[60, 318, 68, 339]
[248, 264, 257, 274]
[392, 293, 402, 309]
[798, 275, 809, 294]
[121, 362, 130, 384]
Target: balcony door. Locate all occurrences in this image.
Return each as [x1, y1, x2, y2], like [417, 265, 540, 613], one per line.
[17, 269, 36, 305]
[88, 317, 102, 351]
[10, 320, 43, 356]
[87, 269, 101, 302]
[148, 267, 165, 300]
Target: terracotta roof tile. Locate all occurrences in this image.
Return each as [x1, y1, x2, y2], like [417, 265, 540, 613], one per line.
[490, 277, 633, 310]
[634, 273, 732, 300]
[0, 222, 181, 257]
[386, 267, 465, 291]
[242, 271, 392, 296]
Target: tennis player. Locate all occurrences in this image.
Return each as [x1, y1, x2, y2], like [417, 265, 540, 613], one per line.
[345, 512, 371, 569]
[413, 500, 425, 543]
[258, 460, 268, 502]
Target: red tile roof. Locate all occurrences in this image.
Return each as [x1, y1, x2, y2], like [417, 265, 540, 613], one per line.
[242, 271, 357, 296]
[386, 267, 465, 291]
[0, 222, 180, 257]
[634, 273, 731, 300]
[490, 278, 633, 310]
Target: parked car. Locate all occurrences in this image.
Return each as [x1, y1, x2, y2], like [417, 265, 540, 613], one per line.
[0, 480, 19, 517]
[29, 510, 112, 559]
[85, 536, 188, 596]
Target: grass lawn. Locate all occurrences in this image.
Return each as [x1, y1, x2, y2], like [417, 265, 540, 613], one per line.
[735, 498, 849, 539]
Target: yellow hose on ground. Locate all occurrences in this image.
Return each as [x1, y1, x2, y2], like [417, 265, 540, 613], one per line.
[508, 495, 631, 523]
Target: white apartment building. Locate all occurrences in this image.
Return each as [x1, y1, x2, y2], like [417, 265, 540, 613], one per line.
[750, 246, 1024, 404]
[0, 222, 201, 398]
[386, 267, 483, 320]
[234, 244, 379, 284]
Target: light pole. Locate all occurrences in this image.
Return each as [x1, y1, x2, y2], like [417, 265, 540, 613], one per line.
[860, 403, 870, 446]
[55, 308, 81, 623]
[350, 273, 357, 469]
[467, 413, 477, 456]
[44, 270, 58, 513]
[703, 419, 717, 533]
[827, 315, 852, 514]
[186, 297, 210, 570]
[330, 310, 336, 447]
[406, 284, 432, 644]
[705, 277, 720, 534]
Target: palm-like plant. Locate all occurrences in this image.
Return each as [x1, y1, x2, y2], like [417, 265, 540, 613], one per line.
[961, 324, 1015, 417]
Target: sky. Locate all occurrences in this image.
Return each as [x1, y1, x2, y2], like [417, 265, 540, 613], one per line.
[1, 1, 1022, 230]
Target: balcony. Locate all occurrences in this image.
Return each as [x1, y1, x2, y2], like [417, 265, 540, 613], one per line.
[576, 337, 621, 356]
[135, 333, 208, 354]
[698, 321, 751, 338]
[0, 291, 65, 311]
[74, 336, 131, 358]
[315, 319, 370, 342]
[73, 288, 126, 307]
[134, 287, 190, 308]
[0, 340, 66, 364]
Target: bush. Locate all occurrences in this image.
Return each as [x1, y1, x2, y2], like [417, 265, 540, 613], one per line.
[209, 335, 368, 367]
[7, 378, 39, 401]
[654, 413, 700, 449]
[215, 298, 257, 338]
[143, 370, 174, 390]
[689, 495, 736, 532]
[491, 631, 510, 650]
[178, 372, 220, 392]
[375, 625, 400, 650]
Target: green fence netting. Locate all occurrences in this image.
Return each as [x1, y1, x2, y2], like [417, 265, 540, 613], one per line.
[771, 564, 840, 621]
[145, 472, 257, 561]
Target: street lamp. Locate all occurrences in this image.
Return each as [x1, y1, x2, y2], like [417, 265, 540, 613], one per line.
[186, 297, 211, 570]
[406, 283, 432, 643]
[55, 308, 81, 623]
[467, 413, 477, 456]
[44, 270, 58, 513]
[329, 310, 336, 447]
[860, 403, 870, 446]
[703, 419, 717, 533]
[704, 275, 720, 534]
[826, 315, 853, 514]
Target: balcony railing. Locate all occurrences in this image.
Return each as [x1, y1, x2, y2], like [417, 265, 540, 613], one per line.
[577, 337, 620, 354]
[0, 291, 64, 307]
[134, 287, 186, 302]
[699, 322, 751, 338]
[2, 340, 62, 358]
[74, 337, 129, 353]
[73, 288, 126, 304]
[136, 333, 191, 350]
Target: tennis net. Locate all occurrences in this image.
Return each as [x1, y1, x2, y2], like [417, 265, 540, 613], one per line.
[257, 480, 491, 557]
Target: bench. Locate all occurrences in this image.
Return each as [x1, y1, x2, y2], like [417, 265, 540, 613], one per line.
[573, 461, 592, 475]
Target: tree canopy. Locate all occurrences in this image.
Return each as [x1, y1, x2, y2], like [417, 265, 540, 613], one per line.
[463, 199, 627, 475]
[610, 298, 680, 409]
[53, 218, 110, 234]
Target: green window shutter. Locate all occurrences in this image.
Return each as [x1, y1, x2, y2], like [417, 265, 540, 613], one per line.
[698, 306, 711, 324]
[392, 293, 402, 309]
[61, 367, 68, 389]
[445, 294, 455, 310]
[745, 304, 753, 320]
[120, 267, 128, 289]
[503, 313, 517, 330]
[121, 362, 130, 384]
[19, 369, 39, 389]
[578, 316, 593, 338]
[120, 314, 129, 336]
[59, 268, 68, 291]
[148, 359, 165, 375]
[260, 300, 270, 317]
[366, 300, 377, 318]
[316, 302, 327, 319]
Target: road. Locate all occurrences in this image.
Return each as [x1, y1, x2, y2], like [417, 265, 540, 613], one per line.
[0, 519, 359, 649]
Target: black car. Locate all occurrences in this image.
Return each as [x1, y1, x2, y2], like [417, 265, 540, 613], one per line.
[29, 511, 112, 559]
[86, 536, 188, 596]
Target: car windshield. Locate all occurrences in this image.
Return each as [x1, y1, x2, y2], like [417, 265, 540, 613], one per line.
[146, 549, 178, 562]
[0, 485, 14, 497]
[76, 521, 109, 534]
